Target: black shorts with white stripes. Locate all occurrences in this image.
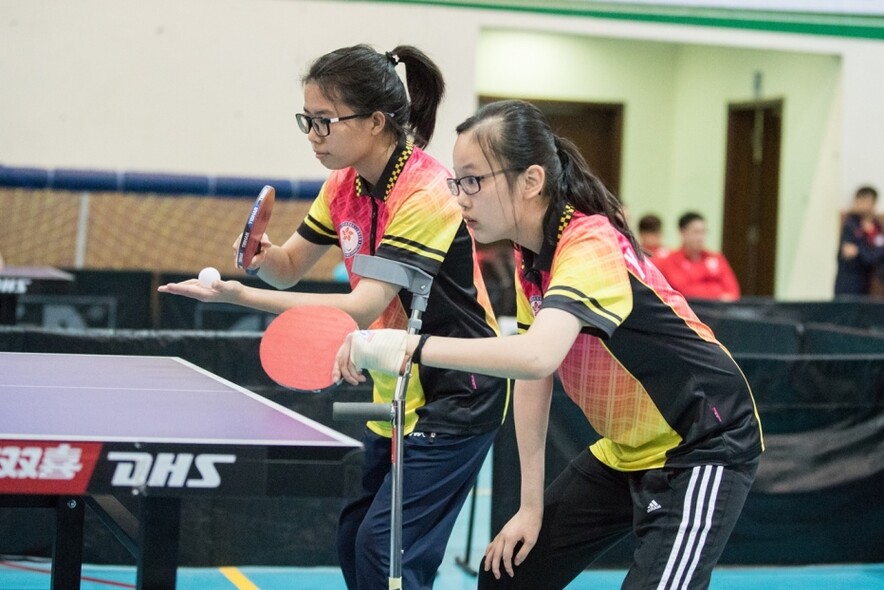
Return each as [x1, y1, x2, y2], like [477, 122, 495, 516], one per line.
[479, 450, 759, 590]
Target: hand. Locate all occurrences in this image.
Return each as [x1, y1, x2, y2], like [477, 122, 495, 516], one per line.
[841, 242, 859, 260]
[232, 233, 273, 272]
[483, 508, 542, 580]
[157, 278, 243, 303]
[332, 332, 368, 386]
[332, 329, 408, 385]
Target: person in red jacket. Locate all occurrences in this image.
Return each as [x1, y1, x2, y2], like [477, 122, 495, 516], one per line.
[637, 213, 670, 260]
[658, 211, 741, 301]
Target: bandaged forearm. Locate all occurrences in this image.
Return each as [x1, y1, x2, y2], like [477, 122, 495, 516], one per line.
[350, 329, 408, 375]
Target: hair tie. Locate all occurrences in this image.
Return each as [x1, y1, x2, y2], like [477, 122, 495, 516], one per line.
[553, 135, 563, 154]
[553, 135, 568, 166]
[385, 51, 400, 66]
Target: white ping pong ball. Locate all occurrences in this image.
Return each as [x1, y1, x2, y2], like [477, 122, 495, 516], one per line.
[198, 267, 221, 288]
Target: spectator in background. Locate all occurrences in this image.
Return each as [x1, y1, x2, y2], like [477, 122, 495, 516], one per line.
[834, 185, 884, 297]
[637, 213, 670, 260]
[658, 211, 740, 301]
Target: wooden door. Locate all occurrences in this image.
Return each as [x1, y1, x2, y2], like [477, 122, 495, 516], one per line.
[722, 101, 782, 297]
[479, 96, 623, 197]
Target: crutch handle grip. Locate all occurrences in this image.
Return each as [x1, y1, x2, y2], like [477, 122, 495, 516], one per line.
[333, 401, 393, 422]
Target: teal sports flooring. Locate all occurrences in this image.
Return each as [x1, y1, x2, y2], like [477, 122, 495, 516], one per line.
[1, 560, 883, 590]
[2, 458, 882, 589]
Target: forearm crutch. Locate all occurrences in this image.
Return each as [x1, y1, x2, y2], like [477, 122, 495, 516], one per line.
[333, 253, 433, 590]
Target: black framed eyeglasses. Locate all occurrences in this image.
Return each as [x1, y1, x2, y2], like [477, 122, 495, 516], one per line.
[446, 169, 519, 196]
[296, 112, 372, 137]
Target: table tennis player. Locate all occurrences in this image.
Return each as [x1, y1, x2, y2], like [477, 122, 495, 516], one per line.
[159, 44, 509, 590]
[335, 100, 764, 590]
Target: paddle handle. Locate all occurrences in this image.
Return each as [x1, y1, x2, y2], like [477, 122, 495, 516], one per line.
[333, 401, 393, 422]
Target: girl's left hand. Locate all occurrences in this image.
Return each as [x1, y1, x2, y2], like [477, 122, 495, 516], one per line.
[483, 508, 542, 579]
[157, 278, 243, 304]
[332, 332, 368, 386]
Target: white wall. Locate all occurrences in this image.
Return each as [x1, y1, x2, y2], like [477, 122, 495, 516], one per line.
[2, 0, 883, 298]
[0, 0, 478, 179]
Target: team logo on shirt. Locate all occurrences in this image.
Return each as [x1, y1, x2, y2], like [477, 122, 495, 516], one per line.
[529, 295, 543, 316]
[339, 221, 364, 258]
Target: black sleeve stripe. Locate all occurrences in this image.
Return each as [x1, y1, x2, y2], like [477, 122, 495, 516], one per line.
[305, 213, 337, 238]
[375, 243, 439, 276]
[545, 285, 624, 324]
[297, 221, 339, 246]
[542, 295, 618, 339]
[381, 233, 448, 260]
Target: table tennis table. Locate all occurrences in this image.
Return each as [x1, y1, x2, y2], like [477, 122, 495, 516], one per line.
[0, 352, 362, 589]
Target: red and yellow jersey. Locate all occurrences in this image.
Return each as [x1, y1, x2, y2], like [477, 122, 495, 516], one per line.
[298, 139, 509, 437]
[515, 203, 763, 471]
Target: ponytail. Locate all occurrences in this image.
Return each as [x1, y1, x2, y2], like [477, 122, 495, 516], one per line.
[553, 136, 637, 256]
[389, 45, 445, 148]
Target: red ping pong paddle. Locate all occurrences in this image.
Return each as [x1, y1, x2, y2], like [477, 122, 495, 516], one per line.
[237, 185, 276, 271]
[260, 305, 358, 392]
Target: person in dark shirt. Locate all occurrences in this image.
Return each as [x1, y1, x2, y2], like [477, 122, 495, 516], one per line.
[834, 185, 884, 296]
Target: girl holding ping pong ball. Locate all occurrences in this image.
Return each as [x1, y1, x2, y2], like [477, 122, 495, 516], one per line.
[159, 45, 508, 590]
